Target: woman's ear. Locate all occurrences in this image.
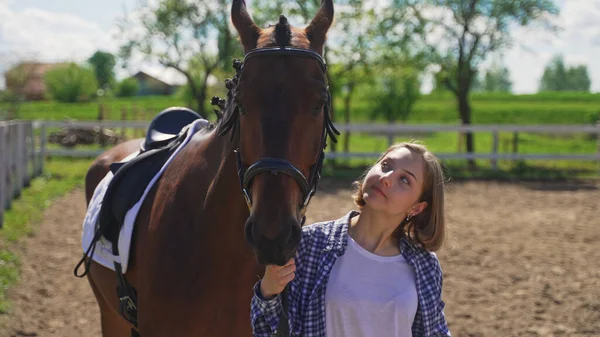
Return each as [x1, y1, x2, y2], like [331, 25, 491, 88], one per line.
[410, 201, 428, 217]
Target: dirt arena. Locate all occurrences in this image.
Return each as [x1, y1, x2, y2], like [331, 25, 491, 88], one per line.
[0, 179, 599, 336]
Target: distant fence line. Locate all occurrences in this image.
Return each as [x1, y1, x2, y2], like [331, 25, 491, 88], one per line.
[0, 121, 44, 228]
[33, 120, 600, 163]
[2, 119, 599, 226]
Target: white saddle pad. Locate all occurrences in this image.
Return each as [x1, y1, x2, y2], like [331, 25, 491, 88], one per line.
[81, 119, 210, 273]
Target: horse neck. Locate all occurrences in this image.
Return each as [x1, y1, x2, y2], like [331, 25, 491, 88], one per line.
[202, 130, 246, 214]
[188, 128, 254, 252]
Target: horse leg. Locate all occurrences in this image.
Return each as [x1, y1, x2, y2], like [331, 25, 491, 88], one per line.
[87, 262, 134, 337]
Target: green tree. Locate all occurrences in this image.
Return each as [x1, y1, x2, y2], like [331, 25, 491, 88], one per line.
[88, 51, 116, 90]
[119, 0, 240, 118]
[370, 65, 421, 125]
[483, 65, 512, 92]
[116, 78, 139, 97]
[540, 55, 591, 92]
[1, 53, 41, 119]
[408, 0, 559, 168]
[44, 63, 98, 103]
[251, 0, 415, 155]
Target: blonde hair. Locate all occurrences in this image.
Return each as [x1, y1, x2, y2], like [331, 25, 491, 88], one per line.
[352, 141, 446, 252]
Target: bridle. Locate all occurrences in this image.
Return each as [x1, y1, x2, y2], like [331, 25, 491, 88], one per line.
[213, 47, 339, 224]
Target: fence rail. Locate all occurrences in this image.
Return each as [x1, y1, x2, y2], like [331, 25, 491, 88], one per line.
[2, 119, 599, 225]
[0, 121, 44, 228]
[32, 120, 600, 164]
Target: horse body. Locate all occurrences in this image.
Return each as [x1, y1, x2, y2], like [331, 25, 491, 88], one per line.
[135, 130, 259, 336]
[86, 129, 260, 336]
[81, 0, 336, 335]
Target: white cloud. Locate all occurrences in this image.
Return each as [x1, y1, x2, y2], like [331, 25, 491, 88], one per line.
[0, 6, 117, 63]
[2, 1, 599, 93]
[504, 0, 600, 93]
[0, 2, 190, 87]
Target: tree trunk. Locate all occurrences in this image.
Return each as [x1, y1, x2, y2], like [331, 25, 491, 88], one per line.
[387, 118, 395, 147]
[457, 89, 476, 170]
[195, 88, 207, 119]
[194, 70, 213, 120]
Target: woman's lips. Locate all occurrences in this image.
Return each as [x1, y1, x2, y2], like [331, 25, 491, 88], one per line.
[371, 185, 387, 199]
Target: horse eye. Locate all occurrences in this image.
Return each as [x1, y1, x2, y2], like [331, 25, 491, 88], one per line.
[313, 101, 326, 114]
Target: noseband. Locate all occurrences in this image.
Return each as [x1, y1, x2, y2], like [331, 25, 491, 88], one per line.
[212, 47, 339, 224]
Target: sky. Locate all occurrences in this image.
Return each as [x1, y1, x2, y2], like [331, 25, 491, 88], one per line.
[0, 0, 598, 93]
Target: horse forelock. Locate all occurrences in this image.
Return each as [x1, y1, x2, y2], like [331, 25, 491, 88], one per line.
[257, 16, 310, 49]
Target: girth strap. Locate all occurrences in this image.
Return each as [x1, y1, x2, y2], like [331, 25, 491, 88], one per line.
[112, 235, 139, 330]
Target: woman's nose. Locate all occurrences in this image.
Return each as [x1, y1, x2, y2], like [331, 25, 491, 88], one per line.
[380, 172, 393, 186]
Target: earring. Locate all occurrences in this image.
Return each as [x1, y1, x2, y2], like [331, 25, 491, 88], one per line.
[406, 214, 412, 221]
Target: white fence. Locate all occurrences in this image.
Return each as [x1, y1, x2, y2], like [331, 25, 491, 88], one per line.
[33, 120, 600, 164]
[0, 121, 44, 228]
[2, 119, 599, 225]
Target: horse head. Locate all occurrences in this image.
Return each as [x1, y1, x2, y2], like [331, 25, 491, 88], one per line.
[220, 0, 338, 266]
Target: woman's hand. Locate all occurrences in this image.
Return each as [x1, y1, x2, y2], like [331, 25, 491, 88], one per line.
[259, 259, 296, 300]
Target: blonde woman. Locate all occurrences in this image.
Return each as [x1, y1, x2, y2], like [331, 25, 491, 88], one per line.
[251, 142, 451, 337]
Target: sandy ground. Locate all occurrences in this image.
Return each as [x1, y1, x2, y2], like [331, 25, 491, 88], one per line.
[0, 179, 599, 337]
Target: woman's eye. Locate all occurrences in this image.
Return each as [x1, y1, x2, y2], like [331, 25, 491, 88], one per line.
[400, 176, 410, 184]
[381, 162, 388, 170]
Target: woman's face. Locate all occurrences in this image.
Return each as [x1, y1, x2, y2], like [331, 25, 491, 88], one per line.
[361, 147, 426, 218]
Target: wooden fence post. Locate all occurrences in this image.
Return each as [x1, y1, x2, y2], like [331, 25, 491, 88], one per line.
[457, 120, 464, 153]
[26, 123, 34, 186]
[596, 120, 600, 175]
[19, 122, 27, 189]
[121, 107, 127, 140]
[6, 123, 14, 209]
[13, 122, 24, 198]
[143, 108, 149, 139]
[40, 123, 47, 174]
[0, 125, 5, 228]
[98, 103, 106, 147]
[132, 104, 140, 138]
[491, 130, 499, 171]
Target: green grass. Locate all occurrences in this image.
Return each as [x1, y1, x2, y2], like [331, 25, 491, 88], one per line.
[347, 91, 600, 124]
[326, 131, 600, 179]
[0, 158, 91, 312]
[3, 92, 600, 125]
[3, 91, 599, 181]
[4, 96, 188, 121]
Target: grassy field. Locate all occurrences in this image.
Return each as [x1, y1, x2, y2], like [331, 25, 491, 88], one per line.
[3, 91, 599, 178]
[3, 92, 600, 125]
[0, 158, 91, 312]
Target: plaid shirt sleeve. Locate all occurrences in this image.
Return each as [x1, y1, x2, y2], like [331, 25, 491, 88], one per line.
[250, 280, 283, 336]
[250, 220, 333, 337]
[422, 252, 452, 337]
[431, 256, 451, 336]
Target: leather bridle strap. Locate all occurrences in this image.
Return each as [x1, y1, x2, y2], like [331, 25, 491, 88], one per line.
[236, 153, 313, 212]
[243, 47, 327, 73]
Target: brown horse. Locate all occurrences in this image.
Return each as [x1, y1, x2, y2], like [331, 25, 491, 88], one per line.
[80, 0, 336, 336]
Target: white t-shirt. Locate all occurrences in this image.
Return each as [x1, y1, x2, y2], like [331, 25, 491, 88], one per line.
[325, 235, 418, 337]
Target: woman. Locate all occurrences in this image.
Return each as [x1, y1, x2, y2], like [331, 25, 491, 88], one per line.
[251, 142, 451, 337]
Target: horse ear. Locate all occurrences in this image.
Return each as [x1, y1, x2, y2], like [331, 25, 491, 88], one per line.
[231, 0, 261, 52]
[305, 0, 334, 53]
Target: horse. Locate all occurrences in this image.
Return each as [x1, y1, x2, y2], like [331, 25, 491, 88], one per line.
[78, 0, 337, 336]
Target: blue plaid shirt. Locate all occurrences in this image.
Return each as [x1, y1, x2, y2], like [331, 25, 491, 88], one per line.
[251, 211, 451, 337]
